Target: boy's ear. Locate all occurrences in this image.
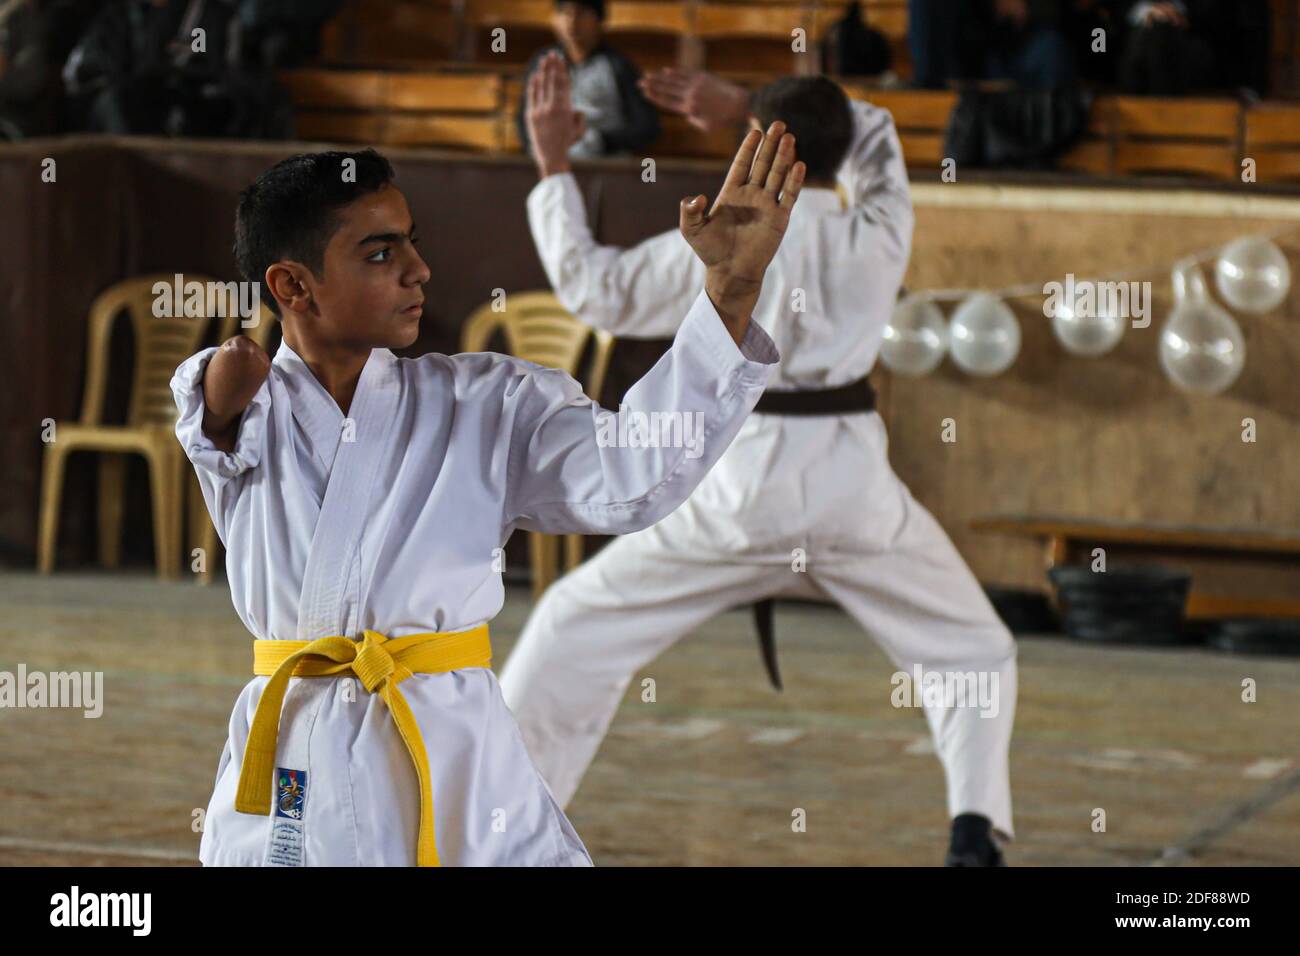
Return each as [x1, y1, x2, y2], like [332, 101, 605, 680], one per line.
[265, 262, 313, 315]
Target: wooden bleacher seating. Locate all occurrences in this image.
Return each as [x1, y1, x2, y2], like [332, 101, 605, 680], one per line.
[315, 0, 1300, 95]
[284, 68, 506, 150]
[465, 0, 556, 65]
[466, 0, 554, 31]
[841, 85, 953, 167]
[280, 61, 1300, 187]
[602, 1, 692, 71]
[692, 4, 812, 75]
[286, 0, 1300, 184]
[1054, 102, 1112, 176]
[1109, 96, 1241, 181]
[319, 0, 913, 75]
[319, 0, 459, 68]
[1245, 103, 1300, 183]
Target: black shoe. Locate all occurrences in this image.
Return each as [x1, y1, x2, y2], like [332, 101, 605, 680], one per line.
[945, 813, 1007, 867]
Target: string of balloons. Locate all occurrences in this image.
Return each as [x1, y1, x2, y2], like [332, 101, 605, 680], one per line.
[879, 227, 1296, 395]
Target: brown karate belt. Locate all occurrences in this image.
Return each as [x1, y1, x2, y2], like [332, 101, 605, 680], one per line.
[752, 375, 877, 416]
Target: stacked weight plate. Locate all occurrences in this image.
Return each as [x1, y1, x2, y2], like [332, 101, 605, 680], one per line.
[982, 586, 1060, 636]
[1203, 618, 1300, 656]
[1047, 565, 1192, 646]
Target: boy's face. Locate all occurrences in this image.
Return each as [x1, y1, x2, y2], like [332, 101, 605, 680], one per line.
[553, 3, 602, 59]
[284, 184, 430, 351]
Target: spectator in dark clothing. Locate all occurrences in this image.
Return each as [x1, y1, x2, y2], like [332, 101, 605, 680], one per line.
[1119, 0, 1270, 97]
[909, 0, 1074, 90]
[908, 0, 986, 88]
[0, 0, 50, 139]
[1217, 0, 1272, 98]
[821, 0, 893, 78]
[1118, 1, 1216, 94]
[61, 0, 338, 137]
[61, 0, 238, 134]
[1064, 0, 1125, 87]
[982, 0, 1076, 90]
[516, 0, 659, 159]
[234, 0, 344, 71]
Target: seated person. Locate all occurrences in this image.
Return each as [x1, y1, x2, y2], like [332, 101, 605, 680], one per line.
[1119, 1, 1215, 95]
[516, 0, 659, 159]
[1119, 1, 1269, 97]
[907, 0, 987, 89]
[0, 0, 50, 139]
[908, 0, 1074, 91]
[982, 0, 1076, 91]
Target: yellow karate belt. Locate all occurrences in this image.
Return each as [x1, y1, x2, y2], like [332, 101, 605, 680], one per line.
[235, 625, 492, 867]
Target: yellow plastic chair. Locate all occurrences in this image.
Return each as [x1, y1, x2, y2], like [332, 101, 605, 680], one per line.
[184, 308, 280, 584]
[37, 275, 223, 580]
[460, 291, 614, 600]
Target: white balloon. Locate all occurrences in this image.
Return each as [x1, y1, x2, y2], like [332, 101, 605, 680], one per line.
[1159, 297, 1246, 395]
[1215, 236, 1291, 314]
[881, 295, 948, 376]
[948, 293, 1020, 376]
[1050, 295, 1125, 357]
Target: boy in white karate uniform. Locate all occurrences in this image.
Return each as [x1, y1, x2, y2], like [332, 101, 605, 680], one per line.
[170, 54, 804, 866]
[500, 69, 1018, 865]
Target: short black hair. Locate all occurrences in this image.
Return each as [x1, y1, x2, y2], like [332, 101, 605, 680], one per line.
[555, 0, 605, 19]
[234, 149, 396, 316]
[750, 76, 853, 183]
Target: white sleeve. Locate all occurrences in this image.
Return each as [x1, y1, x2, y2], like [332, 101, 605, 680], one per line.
[501, 287, 778, 536]
[526, 171, 707, 338]
[836, 98, 916, 265]
[170, 348, 272, 539]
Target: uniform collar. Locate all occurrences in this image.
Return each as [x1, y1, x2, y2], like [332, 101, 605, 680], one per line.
[273, 339, 394, 471]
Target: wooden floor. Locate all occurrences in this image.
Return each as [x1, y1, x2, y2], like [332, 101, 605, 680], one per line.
[1, 569, 1297, 866]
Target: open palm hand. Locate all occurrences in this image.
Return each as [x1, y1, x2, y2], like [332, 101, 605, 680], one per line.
[679, 121, 805, 327]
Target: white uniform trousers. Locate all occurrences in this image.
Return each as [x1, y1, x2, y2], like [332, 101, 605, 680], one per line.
[500, 419, 1018, 842]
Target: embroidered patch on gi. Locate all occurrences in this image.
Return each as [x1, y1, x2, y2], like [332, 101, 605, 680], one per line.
[267, 768, 308, 866]
[267, 821, 304, 867]
[274, 767, 307, 820]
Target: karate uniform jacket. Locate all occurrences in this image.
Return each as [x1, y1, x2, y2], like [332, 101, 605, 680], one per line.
[171, 288, 779, 866]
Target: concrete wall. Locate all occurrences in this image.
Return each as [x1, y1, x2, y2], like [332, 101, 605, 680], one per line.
[892, 184, 1300, 601]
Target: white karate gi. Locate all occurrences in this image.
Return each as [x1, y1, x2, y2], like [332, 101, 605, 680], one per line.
[171, 289, 779, 866]
[500, 100, 1019, 841]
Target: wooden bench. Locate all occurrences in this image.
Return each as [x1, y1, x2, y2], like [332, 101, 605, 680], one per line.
[279, 57, 1300, 182]
[319, 0, 459, 66]
[300, 0, 1299, 176]
[603, 1, 693, 70]
[971, 515, 1300, 619]
[283, 68, 507, 150]
[1244, 102, 1300, 183]
[465, 0, 552, 27]
[842, 86, 954, 167]
[320, 0, 914, 75]
[1107, 96, 1241, 181]
[837, 88, 1259, 179]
